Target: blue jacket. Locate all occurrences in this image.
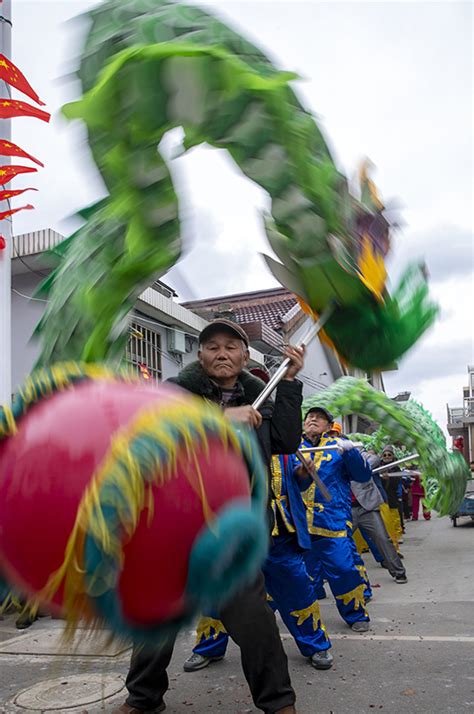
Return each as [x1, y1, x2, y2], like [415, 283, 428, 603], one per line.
[298, 434, 372, 536]
[270, 454, 312, 550]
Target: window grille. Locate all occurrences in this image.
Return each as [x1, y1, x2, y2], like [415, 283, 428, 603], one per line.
[126, 321, 162, 381]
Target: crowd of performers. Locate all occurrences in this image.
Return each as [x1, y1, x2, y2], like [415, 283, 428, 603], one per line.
[0, 318, 429, 714]
[106, 318, 433, 714]
[185, 404, 422, 680]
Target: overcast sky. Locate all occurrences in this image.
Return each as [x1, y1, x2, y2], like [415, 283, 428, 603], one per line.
[9, 0, 473, 433]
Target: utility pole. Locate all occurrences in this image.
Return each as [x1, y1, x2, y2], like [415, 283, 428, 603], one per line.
[0, 0, 11, 405]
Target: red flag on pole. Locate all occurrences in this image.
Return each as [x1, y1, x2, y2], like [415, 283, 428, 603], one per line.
[0, 99, 50, 122]
[0, 204, 34, 220]
[0, 165, 37, 186]
[0, 187, 37, 201]
[0, 54, 45, 106]
[0, 139, 43, 166]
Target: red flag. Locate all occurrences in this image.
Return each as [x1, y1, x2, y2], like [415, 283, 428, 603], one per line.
[0, 165, 37, 186]
[0, 204, 34, 220]
[0, 187, 37, 201]
[0, 54, 45, 106]
[0, 99, 50, 122]
[0, 139, 43, 167]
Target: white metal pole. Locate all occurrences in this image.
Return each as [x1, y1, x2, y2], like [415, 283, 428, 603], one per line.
[372, 453, 420, 473]
[299, 443, 364, 453]
[252, 303, 334, 410]
[0, 0, 12, 405]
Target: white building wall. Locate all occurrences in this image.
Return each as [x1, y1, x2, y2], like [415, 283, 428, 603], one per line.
[11, 273, 44, 391]
[289, 317, 337, 398]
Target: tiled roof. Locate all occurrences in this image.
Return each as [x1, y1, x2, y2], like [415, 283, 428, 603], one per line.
[182, 288, 298, 332]
[234, 297, 297, 330]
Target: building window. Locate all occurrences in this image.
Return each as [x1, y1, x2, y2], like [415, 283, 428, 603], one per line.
[126, 321, 162, 381]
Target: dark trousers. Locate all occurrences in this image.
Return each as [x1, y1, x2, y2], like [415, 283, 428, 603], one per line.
[359, 527, 383, 563]
[398, 499, 405, 532]
[351, 506, 406, 578]
[125, 573, 295, 714]
[402, 491, 412, 520]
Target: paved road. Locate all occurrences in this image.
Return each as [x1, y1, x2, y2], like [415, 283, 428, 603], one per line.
[1, 515, 473, 713]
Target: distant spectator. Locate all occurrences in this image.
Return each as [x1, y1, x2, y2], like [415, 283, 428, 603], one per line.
[379, 446, 403, 550]
[411, 473, 431, 521]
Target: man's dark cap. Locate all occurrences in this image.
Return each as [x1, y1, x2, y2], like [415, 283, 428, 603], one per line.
[304, 406, 334, 423]
[199, 319, 249, 348]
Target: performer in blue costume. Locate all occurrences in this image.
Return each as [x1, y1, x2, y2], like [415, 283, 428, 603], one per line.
[298, 407, 372, 633]
[184, 453, 334, 672]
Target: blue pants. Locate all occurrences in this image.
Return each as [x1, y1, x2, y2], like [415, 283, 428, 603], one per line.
[316, 584, 327, 599]
[304, 536, 369, 626]
[193, 614, 229, 659]
[194, 535, 331, 659]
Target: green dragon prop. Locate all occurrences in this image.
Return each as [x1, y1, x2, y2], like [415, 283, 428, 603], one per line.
[303, 378, 469, 516]
[0, 3, 465, 625]
[349, 398, 447, 457]
[36, 0, 437, 371]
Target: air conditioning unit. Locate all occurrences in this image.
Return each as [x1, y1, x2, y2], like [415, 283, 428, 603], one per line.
[167, 327, 186, 354]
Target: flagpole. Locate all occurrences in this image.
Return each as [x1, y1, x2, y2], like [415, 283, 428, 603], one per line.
[0, 0, 12, 406]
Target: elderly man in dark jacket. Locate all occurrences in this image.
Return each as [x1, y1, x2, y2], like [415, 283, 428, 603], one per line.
[114, 319, 305, 714]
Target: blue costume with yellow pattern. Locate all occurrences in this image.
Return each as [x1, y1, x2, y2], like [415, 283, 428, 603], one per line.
[299, 434, 371, 625]
[193, 454, 330, 660]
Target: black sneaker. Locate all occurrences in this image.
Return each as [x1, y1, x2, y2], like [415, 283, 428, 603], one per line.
[310, 650, 333, 670]
[183, 652, 224, 672]
[394, 574, 408, 584]
[15, 611, 39, 629]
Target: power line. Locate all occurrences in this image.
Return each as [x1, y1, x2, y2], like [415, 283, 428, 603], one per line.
[10, 288, 183, 369]
[12, 287, 48, 303]
[12, 247, 50, 280]
[5, 184, 50, 279]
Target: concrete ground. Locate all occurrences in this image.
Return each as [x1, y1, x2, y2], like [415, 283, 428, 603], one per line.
[1, 514, 473, 713]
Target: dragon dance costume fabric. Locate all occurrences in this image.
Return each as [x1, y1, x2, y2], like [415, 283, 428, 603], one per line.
[194, 454, 331, 659]
[299, 434, 371, 625]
